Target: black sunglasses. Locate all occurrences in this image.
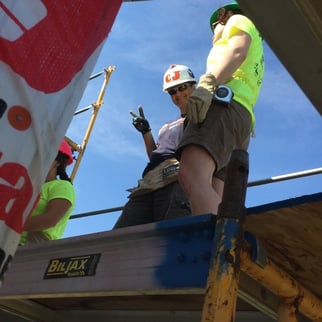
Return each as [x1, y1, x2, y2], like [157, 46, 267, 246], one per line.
[167, 83, 191, 96]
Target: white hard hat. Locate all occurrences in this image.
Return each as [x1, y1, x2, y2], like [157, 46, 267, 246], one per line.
[163, 64, 196, 92]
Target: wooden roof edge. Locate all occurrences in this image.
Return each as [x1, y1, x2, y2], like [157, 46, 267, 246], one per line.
[247, 192, 322, 215]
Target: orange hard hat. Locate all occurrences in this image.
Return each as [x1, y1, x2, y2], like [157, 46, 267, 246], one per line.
[59, 140, 73, 165]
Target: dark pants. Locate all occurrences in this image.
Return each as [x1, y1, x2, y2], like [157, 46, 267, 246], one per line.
[113, 182, 191, 228]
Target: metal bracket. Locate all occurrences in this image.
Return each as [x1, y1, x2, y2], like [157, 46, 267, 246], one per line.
[244, 231, 267, 268]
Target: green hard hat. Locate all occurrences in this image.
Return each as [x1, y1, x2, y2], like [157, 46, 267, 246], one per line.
[210, 1, 241, 31]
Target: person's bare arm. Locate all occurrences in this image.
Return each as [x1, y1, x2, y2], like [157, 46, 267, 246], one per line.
[142, 131, 157, 158]
[24, 198, 71, 231]
[209, 31, 251, 84]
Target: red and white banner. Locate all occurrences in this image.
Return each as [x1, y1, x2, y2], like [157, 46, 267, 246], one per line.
[0, 0, 122, 282]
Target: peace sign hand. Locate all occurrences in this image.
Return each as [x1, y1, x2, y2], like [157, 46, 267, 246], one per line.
[130, 106, 151, 135]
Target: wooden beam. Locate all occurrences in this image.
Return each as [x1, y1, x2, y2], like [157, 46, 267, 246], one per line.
[238, 0, 322, 115]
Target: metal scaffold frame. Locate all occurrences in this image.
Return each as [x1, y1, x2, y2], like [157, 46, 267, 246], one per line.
[0, 149, 321, 322]
[199, 151, 322, 322]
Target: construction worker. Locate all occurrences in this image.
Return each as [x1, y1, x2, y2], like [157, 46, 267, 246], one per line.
[20, 140, 76, 245]
[113, 64, 196, 228]
[176, 1, 265, 215]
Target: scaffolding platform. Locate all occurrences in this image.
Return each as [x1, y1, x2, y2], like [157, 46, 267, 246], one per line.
[0, 193, 321, 322]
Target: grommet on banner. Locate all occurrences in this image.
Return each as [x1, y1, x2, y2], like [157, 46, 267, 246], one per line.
[7, 106, 32, 131]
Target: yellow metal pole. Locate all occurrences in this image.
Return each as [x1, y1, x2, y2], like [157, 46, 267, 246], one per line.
[68, 66, 115, 182]
[240, 247, 322, 320]
[278, 301, 298, 322]
[201, 150, 249, 322]
[201, 223, 241, 322]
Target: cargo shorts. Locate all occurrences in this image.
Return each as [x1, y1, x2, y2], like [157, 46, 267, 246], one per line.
[176, 100, 252, 180]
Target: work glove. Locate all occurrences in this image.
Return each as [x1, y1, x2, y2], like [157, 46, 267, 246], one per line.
[130, 106, 151, 135]
[186, 73, 217, 124]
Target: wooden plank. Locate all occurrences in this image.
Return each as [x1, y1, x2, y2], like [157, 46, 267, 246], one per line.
[246, 193, 322, 298]
[238, 0, 322, 114]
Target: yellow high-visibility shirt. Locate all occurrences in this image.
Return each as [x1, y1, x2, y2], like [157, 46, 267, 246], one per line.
[20, 179, 75, 245]
[207, 14, 265, 128]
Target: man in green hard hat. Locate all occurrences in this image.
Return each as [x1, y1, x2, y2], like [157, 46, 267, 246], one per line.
[176, 1, 265, 216]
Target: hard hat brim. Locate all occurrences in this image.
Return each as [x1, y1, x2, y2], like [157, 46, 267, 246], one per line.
[163, 80, 195, 92]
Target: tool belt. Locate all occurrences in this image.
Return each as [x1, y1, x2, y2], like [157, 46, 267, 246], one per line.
[128, 158, 180, 198]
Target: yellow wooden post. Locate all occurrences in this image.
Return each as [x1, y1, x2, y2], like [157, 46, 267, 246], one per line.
[201, 150, 249, 322]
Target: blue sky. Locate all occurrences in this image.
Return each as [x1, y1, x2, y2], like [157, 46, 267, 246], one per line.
[63, 0, 322, 238]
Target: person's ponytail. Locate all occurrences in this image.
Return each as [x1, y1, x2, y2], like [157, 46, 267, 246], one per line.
[55, 152, 72, 182]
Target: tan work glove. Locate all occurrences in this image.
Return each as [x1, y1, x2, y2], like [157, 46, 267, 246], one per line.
[186, 73, 217, 123]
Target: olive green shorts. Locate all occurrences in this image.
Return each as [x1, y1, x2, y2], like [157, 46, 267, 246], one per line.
[176, 100, 252, 181]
